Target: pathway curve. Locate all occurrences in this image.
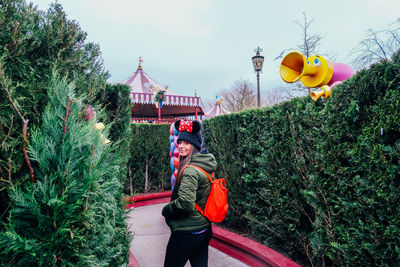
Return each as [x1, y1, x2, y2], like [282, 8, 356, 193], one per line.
[126, 203, 249, 267]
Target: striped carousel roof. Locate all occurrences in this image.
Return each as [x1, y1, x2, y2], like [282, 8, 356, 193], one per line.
[206, 99, 230, 117]
[122, 57, 206, 119]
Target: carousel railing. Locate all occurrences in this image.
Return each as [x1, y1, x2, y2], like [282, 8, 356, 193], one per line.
[130, 116, 203, 124]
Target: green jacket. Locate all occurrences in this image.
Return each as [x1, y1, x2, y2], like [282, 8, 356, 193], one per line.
[162, 151, 216, 232]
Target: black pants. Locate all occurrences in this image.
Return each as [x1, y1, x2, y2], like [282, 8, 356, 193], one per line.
[164, 227, 212, 267]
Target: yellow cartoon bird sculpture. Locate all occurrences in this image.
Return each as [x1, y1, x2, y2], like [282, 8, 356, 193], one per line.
[280, 51, 354, 101]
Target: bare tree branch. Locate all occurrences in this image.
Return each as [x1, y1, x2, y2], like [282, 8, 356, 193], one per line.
[350, 18, 400, 70]
[219, 79, 257, 112]
[276, 12, 324, 97]
[263, 87, 292, 107]
[295, 12, 322, 58]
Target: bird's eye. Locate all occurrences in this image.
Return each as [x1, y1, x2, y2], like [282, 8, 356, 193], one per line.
[307, 61, 310, 65]
[314, 58, 321, 66]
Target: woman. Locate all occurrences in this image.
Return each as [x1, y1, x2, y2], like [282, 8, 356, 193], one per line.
[162, 120, 217, 267]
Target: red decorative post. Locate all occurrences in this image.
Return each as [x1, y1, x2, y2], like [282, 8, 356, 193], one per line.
[195, 90, 198, 120]
[158, 104, 161, 123]
[152, 86, 167, 123]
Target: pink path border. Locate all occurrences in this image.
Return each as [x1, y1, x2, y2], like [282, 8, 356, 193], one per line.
[126, 192, 301, 267]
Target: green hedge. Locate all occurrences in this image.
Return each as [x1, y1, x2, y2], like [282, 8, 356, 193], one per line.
[202, 52, 400, 266]
[126, 123, 171, 194]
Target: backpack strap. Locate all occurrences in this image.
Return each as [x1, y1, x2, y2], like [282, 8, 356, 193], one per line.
[187, 164, 214, 183]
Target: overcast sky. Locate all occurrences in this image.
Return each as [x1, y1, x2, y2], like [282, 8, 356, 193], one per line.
[32, 0, 400, 104]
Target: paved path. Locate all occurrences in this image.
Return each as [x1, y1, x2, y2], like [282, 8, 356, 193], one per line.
[126, 203, 249, 267]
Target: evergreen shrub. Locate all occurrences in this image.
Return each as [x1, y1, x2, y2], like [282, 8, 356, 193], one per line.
[0, 0, 110, 222]
[95, 84, 132, 143]
[0, 76, 131, 266]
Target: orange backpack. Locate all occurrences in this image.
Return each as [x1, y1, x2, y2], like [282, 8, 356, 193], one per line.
[187, 164, 228, 223]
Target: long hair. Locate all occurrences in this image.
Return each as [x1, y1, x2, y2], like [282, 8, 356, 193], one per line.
[176, 144, 199, 184]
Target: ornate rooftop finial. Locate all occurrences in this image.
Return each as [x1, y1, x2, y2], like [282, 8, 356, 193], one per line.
[138, 56, 143, 70]
[254, 46, 263, 56]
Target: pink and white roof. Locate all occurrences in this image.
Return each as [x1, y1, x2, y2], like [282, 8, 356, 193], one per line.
[121, 57, 205, 109]
[206, 100, 230, 117]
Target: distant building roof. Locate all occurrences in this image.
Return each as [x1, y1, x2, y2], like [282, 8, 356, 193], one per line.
[121, 56, 179, 95]
[206, 99, 230, 117]
[121, 57, 206, 120]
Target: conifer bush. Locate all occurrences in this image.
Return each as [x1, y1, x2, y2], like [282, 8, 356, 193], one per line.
[95, 84, 132, 143]
[0, 0, 111, 222]
[0, 76, 131, 266]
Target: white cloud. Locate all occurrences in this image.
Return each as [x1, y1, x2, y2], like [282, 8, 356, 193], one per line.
[365, 0, 400, 16]
[82, 0, 215, 38]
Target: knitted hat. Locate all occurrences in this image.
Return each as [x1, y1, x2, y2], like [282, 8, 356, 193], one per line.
[175, 120, 203, 151]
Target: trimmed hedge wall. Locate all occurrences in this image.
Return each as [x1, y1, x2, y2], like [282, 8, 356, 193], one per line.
[202, 53, 400, 266]
[126, 123, 171, 194]
[127, 52, 400, 266]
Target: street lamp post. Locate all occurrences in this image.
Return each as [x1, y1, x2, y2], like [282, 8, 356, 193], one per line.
[252, 47, 264, 108]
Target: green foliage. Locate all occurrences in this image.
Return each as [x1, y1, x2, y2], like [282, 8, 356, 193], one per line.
[95, 83, 132, 143]
[0, 0, 109, 221]
[203, 51, 400, 266]
[0, 1, 132, 264]
[94, 83, 132, 200]
[0, 76, 131, 266]
[127, 123, 171, 194]
[154, 90, 165, 103]
[202, 113, 250, 231]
